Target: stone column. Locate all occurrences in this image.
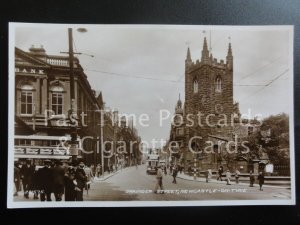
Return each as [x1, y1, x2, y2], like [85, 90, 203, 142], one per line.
[253, 162, 259, 174]
[41, 77, 48, 115]
[16, 87, 20, 116]
[36, 77, 41, 114]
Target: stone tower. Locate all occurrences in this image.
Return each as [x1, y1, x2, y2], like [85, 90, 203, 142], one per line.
[182, 37, 234, 169]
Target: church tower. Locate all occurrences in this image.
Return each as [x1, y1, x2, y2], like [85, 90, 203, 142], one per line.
[182, 37, 234, 169]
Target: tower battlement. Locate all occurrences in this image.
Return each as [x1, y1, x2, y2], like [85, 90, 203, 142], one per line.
[187, 57, 228, 72]
[185, 37, 232, 72]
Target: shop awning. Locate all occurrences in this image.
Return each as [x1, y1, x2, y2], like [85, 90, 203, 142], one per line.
[15, 154, 71, 159]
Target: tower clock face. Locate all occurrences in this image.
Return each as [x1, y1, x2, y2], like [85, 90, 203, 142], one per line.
[215, 103, 223, 114]
[174, 115, 183, 124]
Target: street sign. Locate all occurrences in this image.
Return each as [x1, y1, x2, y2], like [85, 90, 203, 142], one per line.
[265, 163, 274, 173]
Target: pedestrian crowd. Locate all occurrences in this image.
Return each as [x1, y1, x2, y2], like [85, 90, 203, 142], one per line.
[214, 166, 264, 189]
[14, 159, 96, 201]
[153, 164, 265, 194]
[217, 166, 265, 189]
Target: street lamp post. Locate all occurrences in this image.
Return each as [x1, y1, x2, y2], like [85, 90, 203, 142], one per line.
[113, 112, 117, 172]
[115, 153, 118, 171]
[94, 108, 104, 177]
[100, 109, 104, 177]
[194, 156, 197, 181]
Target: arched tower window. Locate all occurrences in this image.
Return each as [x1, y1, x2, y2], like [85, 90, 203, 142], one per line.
[50, 84, 64, 115]
[20, 84, 34, 115]
[215, 77, 222, 93]
[193, 80, 198, 93]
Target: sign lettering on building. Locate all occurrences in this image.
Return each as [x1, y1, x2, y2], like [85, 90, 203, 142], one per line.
[15, 67, 45, 75]
[14, 147, 66, 155]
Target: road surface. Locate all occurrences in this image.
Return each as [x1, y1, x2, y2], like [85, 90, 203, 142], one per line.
[13, 164, 291, 202]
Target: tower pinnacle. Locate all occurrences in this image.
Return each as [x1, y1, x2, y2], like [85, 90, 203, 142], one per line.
[227, 42, 232, 57]
[226, 41, 233, 69]
[186, 47, 191, 61]
[201, 37, 210, 64]
[177, 93, 182, 108]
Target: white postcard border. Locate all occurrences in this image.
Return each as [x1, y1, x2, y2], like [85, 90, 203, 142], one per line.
[7, 23, 296, 208]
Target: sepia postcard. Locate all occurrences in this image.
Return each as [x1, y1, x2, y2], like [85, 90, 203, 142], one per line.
[7, 23, 295, 207]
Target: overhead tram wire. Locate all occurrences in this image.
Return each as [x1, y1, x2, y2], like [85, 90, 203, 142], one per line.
[85, 68, 270, 87]
[85, 69, 276, 86]
[83, 40, 284, 87]
[265, 69, 289, 86]
[211, 34, 227, 52]
[73, 38, 94, 58]
[238, 55, 283, 81]
[241, 68, 289, 101]
[85, 69, 179, 83]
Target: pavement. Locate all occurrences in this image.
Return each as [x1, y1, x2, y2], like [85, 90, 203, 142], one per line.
[176, 173, 291, 189]
[93, 167, 130, 181]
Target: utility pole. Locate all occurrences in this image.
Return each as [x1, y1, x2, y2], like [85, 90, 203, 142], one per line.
[60, 27, 89, 163]
[68, 28, 78, 162]
[69, 28, 75, 103]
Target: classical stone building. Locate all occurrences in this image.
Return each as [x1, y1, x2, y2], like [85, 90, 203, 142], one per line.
[14, 45, 103, 165]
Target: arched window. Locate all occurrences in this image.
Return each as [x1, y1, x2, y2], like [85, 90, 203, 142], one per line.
[20, 84, 34, 115]
[216, 77, 222, 93]
[50, 85, 64, 115]
[193, 80, 198, 93]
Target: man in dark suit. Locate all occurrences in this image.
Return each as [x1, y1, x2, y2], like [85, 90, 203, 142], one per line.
[36, 160, 53, 201]
[217, 166, 224, 181]
[20, 159, 35, 199]
[64, 165, 76, 201]
[14, 162, 21, 196]
[258, 171, 265, 191]
[172, 165, 178, 184]
[74, 161, 87, 201]
[52, 160, 65, 201]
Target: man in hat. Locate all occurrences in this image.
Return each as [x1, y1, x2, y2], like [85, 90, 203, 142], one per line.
[64, 162, 76, 201]
[258, 171, 265, 191]
[52, 160, 65, 201]
[154, 165, 164, 194]
[14, 162, 21, 196]
[36, 159, 53, 201]
[74, 161, 87, 201]
[20, 159, 35, 199]
[172, 165, 178, 184]
[217, 166, 224, 181]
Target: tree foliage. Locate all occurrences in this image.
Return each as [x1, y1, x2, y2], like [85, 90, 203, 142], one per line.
[243, 113, 289, 164]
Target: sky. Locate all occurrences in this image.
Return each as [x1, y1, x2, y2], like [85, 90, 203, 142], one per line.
[13, 24, 292, 147]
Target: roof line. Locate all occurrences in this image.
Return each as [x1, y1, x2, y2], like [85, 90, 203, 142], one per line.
[15, 47, 52, 67]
